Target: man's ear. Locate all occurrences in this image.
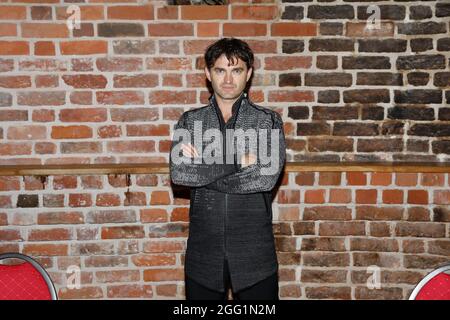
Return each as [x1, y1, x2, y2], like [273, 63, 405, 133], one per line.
[246, 67, 253, 82]
[204, 67, 211, 82]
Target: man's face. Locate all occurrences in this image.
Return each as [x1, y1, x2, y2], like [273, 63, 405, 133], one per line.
[205, 54, 252, 101]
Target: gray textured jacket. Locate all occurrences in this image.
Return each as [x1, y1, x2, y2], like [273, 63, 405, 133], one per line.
[170, 93, 286, 293]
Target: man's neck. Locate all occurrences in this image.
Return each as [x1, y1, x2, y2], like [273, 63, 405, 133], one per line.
[214, 92, 244, 114]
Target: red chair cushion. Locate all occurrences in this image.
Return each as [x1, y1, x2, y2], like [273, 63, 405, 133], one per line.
[416, 272, 450, 300]
[0, 261, 51, 300]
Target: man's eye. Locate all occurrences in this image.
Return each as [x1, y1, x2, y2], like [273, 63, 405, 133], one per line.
[215, 70, 224, 74]
[233, 70, 242, 74]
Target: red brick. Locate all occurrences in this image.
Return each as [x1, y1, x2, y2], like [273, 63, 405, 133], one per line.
[143, 268, 184, 281]
[304, 189, 325, 204]
[268, 90, 314, 102]
[146, 57, 191, 70]
[56, 5, 104, 20]
[101, 226, 145, 239]
[0, 23, 16, 36]
[395, 173, 417, 186]
[157, 6, 178, 20]
[60, 40, 107, 55]
[96, 57, 142, 72]
[181, 5, 227, 20]
[28, 228, 72, 241]
[113, 74, 158, 88]
[32, 109, 55, 122]
[70, 91, 92, 105]
[355, 287, 402, 300]
[95, 270, 140, 283]
[18, 91, 65, 106]
[350, 237, 399, 252]
[69, 193, 92, 207]
[319, 221, 365, 236]
[23, 243, 68, 256]
[433, 190, 450, 205]
[329, 189, 351, 203]
[356, 206, 403, 220]
[35, 75, 58, 88]
[162, 74, 182, 87]
[96, 193, 121, 207]
[131, 254, 176, 267]
[7, 125, 46, 140]
[96, 91, 144, 105]
[148, 23, 193, 37]
[421, 173, 445, 186]
[197, 23, 219, 37]
[303, 206, 351, 220]
[280, 284, 301, 298]
[303, 252, 350, 267]
[62, 74, 107, 89]
[98, 125, 122, 138]
[0, 6, 27, 19]
[271, 23, 317, 36]
[0, 41, 29, 55]
[0, 143, 32, 156]
[232, 5, 277, 20]
[53, 176, 77, 190]
[58, 287, 103, 299]
[407, 190, 428, 204]
[51, 126, 93, 139]
[265, 56, 312, 70]
[301, 269, 347, 283]
[371, 172, 392, 186]
[356, 189, 377, 204]
[382, 189, 403, 204]
[140, 209, 168, 223]
[107, 141, 155, 154]
[149, 90, 196, 105]
[346, 172, 366, 185]
[278, 206, 299, 221]
[59, 108, 106, 122]
[38, 211, 84, 225]
[396, 222, 445, 238]
[223, 23, 267, 36]
[22, 23, 69, 38]
[107, 284, 152, 298]
[346, 22, 394, 37]
[277, 190, 300, 204]
[171, 207, 189, 222]
[143, 240, 185, 253]
[0, 229, 22, 241]
[107, 5, 153, 20]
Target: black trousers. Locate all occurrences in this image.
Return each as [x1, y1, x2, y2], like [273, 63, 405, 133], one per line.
[185, 258, 279, 300]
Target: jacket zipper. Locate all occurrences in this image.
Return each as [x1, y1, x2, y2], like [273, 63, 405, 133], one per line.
[224, 193, 228, 259]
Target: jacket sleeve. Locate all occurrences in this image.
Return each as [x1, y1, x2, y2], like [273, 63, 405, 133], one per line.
[205, 112, 286, 194]
[169, 112, 237, 187]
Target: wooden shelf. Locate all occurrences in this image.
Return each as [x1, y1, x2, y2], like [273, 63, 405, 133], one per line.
[0, 162, 449, 176]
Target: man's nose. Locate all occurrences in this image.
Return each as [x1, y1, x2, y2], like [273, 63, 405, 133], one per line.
[224, 72, 233, 84]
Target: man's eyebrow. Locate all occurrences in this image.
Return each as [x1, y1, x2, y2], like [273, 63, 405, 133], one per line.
[213, 67, 244, 71]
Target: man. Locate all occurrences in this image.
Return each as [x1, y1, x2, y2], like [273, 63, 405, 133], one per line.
[170, 38, 286, 300]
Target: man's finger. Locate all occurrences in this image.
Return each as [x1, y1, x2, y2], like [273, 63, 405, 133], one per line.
[188, 143, 199, 157]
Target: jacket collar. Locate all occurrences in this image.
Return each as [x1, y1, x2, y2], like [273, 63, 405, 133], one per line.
[209, 91, 247, 121]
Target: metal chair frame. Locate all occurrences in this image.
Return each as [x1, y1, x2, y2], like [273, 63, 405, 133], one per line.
[0, 252, 58, 300]
[409, 264, 450, 300]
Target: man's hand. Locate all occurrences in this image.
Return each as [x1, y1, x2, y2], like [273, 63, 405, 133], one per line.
[240, 153, 257, 167]
[181, 143, 199, 158]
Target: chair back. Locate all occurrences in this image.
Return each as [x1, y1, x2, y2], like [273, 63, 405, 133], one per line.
[409, 264, 450, 300]
[0, 252, 57, 300]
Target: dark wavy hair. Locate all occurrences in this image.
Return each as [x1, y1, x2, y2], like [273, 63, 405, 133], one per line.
[204, 38, 254, 70]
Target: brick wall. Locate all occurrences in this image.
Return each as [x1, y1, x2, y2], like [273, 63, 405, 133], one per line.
[0, 0, 449, 299]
